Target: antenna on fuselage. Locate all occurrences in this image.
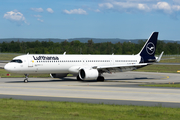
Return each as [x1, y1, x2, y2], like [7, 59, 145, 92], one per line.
[63, 52, 66, 55]
[27, 53, 29, 55]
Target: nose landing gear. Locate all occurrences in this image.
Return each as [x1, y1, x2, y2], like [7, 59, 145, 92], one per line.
[24, 74, 29, 83]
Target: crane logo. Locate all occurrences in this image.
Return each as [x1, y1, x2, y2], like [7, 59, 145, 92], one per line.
[146, 42, 155, 55]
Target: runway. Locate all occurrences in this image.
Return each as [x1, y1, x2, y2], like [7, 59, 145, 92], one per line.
[0, 71, 180, 108]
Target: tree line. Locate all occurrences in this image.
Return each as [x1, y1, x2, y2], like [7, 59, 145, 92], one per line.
[0, 39, 180, 55]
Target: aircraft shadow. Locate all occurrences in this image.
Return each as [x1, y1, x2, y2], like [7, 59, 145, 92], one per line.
[5, 78, 82, 83]
[5, 77, 155, 83]
[105, 77, 154, 81]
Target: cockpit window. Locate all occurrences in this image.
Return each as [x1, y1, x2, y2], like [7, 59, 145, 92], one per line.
[10, 59, 23, 63]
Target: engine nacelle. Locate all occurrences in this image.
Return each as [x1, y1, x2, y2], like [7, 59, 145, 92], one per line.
[79, 68, 98, 80]
[50, 73, 68, 78]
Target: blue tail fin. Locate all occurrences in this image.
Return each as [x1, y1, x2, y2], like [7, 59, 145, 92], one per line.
[138, 32, 158, 63]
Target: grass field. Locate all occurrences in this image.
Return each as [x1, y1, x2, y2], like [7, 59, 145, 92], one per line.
[160, 56, 180, 63]
[0, 53, 23, 61]
[0, 69, 74, 78]
[135, 64, 180, 73]
[1, 98, 180, 120]
[0, 69, 50, 78]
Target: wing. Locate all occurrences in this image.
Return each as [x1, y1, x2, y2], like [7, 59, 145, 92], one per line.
[97, 63, 148, 73]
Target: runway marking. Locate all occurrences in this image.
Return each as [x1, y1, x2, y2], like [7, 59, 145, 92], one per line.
[0, 86, 180, 95]
[0, 93, 180, 104]
[159, 75, 169, 80]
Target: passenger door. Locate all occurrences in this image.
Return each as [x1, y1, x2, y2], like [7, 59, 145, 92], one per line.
[27, 55, 33, 67]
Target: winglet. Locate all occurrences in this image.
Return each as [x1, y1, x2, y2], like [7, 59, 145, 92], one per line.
[156, 51, 164, 63]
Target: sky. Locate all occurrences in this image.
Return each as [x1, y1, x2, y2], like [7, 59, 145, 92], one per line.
[1, 0, 180, 40]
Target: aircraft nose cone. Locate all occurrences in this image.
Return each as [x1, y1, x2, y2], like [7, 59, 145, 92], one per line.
[4, 64, 11, 71]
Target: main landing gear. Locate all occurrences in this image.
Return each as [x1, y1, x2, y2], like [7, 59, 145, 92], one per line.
[76, 75, 82, 81]
[97, 76, 104, 82]
[76, 75, 104, 82]
[24, 74, 29, 83]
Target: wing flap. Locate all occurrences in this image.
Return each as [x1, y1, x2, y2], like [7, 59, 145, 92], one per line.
[97, 63, 148, 73]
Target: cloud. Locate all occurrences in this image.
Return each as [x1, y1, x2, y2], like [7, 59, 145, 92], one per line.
[3, 10, 28, 25]
[172, 5, 180, 11]
[46, 8, 54, 13]
[99, 3, 114, 9]
[173, 0, 180, 4]
[153, 2, 172, 13]
[98, 1, 180, 14]
[37, 18, 43, 22]
[34, 15, 42, 17]
[94, 9, 101, 12]
[113, 1, 150, 11]
[152, 2, 180, 14]
[84, 6, 101, 13]
[33, 15, 43, 22]
[31, 8, 43, 12]
[113, 2, 136, 8]
[63, 8, 87, 15]
[99, 1, 150, 12]
[138, 4, 149, 10]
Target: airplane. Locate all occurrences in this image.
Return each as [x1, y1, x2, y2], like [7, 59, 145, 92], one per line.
[4, 32, 164, 83]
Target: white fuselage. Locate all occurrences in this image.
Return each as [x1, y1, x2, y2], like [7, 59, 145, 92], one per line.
[4, 54, 141, 74]
[3, 32, 161, 82]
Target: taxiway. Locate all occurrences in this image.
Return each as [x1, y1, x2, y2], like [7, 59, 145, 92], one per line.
[0, 72, 180, 107]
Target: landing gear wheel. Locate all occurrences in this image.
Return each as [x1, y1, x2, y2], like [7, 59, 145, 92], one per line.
[97, 76, 104, 82]
[77, 75, 81, 81]
[24, 74, 29, 83]
[24, 79, 28, 83]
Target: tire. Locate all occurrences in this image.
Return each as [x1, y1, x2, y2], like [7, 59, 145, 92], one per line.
[97, 76, 104, 82]
[77, 75, 82, 81]
[24, 79, 28, 83]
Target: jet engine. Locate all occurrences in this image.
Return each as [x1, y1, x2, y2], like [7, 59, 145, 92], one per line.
[50, 73, 68, 78]
[79, 68, 99, 80]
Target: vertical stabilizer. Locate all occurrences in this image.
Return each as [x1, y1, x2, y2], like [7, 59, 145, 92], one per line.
[138, 32, 158, 56]
[138, 32, 158, 63]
